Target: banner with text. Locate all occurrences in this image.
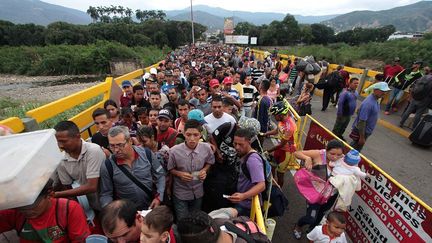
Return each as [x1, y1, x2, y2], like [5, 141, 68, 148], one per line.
[224, 17, 234, 35]
[225, 35, 249, 45]
[303, 118, 432, 242]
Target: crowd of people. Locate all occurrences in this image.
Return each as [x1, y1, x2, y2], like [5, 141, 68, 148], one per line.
[1, 44, 430, 243]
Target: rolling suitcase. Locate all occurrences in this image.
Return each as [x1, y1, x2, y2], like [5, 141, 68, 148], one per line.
[409, 114, 432, 147]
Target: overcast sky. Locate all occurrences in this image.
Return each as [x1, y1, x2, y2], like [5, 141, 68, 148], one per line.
[43, 0, 422, 16]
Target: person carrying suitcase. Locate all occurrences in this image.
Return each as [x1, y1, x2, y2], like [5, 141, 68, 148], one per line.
[400, 75, 432, 129]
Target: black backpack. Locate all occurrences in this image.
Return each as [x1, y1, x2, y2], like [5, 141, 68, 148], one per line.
[223, 216, 271, 243]
[241, 152, 289, 217]
[326, 71, 343, 88]
[411, 75, 432, 101]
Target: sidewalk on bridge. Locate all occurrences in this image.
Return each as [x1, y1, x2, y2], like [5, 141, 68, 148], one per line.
[312, 90, 418, 138]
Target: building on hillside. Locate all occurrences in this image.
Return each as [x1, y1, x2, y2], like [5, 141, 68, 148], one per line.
[388, 32, 424, 40]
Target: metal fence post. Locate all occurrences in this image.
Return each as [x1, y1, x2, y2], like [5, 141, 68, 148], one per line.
[358, 68, 369, 94]
[22, 118, 40, 132]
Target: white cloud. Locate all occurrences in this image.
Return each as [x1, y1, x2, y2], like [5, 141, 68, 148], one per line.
[43, 0, 422, 16]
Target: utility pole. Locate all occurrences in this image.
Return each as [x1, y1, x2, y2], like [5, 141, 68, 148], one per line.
[190, 0, 195, 44]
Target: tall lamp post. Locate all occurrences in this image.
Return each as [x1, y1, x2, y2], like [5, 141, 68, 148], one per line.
[190, 0, 195, 44]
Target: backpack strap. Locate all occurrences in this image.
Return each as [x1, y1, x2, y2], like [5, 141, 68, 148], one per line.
[55, 198, 69, 233]
[241, 151, 264, 182]
[165, 131, 178, 147]
[224, 221, 255, 243]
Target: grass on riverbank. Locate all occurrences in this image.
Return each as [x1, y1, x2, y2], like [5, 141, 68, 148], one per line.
[0, 41, 169, 76]
[278, 38, 432, 69]
[0, 96, 102, 129]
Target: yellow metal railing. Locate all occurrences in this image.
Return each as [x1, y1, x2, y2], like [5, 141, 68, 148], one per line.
[0, 117, 25, 133]
[250, 195, 266, 234]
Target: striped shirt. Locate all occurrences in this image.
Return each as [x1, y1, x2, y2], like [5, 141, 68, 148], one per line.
[252, 68, 265, 81]
[243, 84, 258, 107]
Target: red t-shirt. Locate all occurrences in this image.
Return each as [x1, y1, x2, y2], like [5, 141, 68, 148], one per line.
[157, 127, 178, 148]
[0, 198, 90, 243]
[383, 64, 404, 79]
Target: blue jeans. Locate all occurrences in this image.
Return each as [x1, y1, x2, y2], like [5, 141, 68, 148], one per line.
[385, 88, 404, 111]
[173, 196, 203, 221]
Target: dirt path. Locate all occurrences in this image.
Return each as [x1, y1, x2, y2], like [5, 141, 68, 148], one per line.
[0, 74, 104, 103]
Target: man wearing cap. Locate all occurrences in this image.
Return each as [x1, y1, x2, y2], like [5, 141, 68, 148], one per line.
[167, 119, 215, 220]
[207, 79, 222, 103]
[385, 60, 423, 115]
[120, 80, 134, 108]
[350, 82, 391, 152]
[222, 76, 241, 110]
[161, 70, 176, 94]
[157, 109, 178, 148]
[100, 126, 165, 210]
[383, 57, 404, 83]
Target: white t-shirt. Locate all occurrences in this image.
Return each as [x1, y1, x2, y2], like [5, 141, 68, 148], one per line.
[307, 225, 347, 243]
[205, 112, 237, 134]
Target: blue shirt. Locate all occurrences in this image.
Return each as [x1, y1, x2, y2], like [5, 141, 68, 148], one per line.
[352, 94, 380, 135]
[227, 89, 240, 100]
[161, 83, 176, 94]
[337, 89, 358, 116]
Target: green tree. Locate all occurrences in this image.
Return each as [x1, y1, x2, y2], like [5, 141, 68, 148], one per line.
[234, 22, 255, 35]
[299, 24, 313, 44]
[311, 24, 334, 44]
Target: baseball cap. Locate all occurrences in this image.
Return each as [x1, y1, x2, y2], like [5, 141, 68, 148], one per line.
[158, 109, 173, 120]
[121, 80, 132, 88]
[209, 79, 220, 88]
[373, 82, 391, 92]
[165, 70, 173, 76]
[150, 67, 157, 75]
[188, 109, 207, 124]
[189, 99, 200, 108]
[394, 57, 400, 62]
[222, 76, 233, 85]
[413, 60, 423, 66]
[345, 149, 361, 166]
[143, 73, 151, 80]
[191, 61, 196, 67]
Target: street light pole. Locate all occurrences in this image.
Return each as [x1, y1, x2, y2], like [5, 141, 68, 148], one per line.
[190, 0, 195, 44]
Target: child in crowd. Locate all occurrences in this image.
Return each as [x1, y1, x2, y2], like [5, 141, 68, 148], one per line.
[136, 107, 150, 127]
[329, 149, 366, 178]
[115, 107, 139, 137]
[149, 108, 160, 128]
[307, 211, 347, 243]
[140, 206, 178, 243]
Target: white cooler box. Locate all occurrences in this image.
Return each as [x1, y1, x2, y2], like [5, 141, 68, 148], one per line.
[0, 129, 63, 210]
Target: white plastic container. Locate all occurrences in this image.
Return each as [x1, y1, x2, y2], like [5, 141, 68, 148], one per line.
[0, 129, 63, 210]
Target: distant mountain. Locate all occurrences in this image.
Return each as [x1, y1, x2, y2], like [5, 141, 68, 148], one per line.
[0, 0, 91, 25]
[168, 10, 247, 32]
[322, 1, 432, 32]
[166, 4, 338, 29]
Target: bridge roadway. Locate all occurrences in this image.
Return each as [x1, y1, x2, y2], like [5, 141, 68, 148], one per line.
[271, 94, 432, 243]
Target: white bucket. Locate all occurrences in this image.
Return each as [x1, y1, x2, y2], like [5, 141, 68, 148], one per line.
[266, 218, 277, 240]
[86, 234, 108, 243]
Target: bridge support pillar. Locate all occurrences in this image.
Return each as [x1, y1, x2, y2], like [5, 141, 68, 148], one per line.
[358, 68, 369, 94]
[22, 118, 40, 132]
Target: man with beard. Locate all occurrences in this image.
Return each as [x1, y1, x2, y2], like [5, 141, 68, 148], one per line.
[156, 109, 178, 148]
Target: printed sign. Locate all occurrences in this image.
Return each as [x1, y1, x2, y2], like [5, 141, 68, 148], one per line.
[224, 18, 234, 35]
[225, 35, 249, 45]
[303, 119, 432, 242]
